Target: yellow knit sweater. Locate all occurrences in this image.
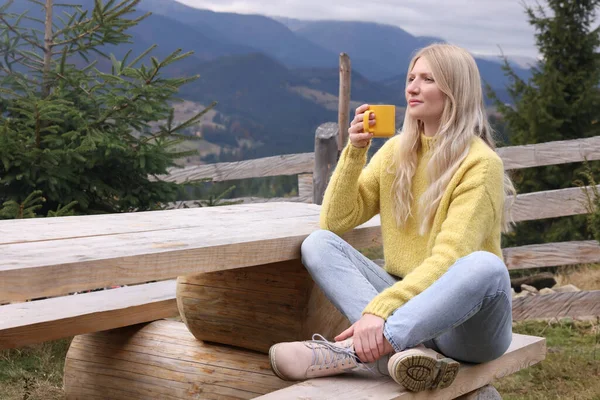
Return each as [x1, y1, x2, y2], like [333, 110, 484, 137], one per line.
[320, 133, 505, 320]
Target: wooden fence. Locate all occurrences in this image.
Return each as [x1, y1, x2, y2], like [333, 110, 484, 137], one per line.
[161, 130, 600, 321]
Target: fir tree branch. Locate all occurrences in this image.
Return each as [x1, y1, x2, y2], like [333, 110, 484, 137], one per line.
[0, 15, 45, 51]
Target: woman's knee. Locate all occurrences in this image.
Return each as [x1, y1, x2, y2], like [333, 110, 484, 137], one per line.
[463, 251, 509, 286]
[301, 229, 339, 270]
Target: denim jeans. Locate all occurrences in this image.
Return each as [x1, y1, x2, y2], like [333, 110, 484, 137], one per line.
[301, 229, 513, 364]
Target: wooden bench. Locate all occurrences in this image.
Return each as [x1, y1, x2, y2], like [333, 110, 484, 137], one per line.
[0, 201, 544, 399]
[3, 135, 600, 398]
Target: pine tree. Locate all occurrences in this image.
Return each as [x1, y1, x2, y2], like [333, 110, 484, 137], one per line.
[0, 0, 214, 218]
[489, 0, 600, 246]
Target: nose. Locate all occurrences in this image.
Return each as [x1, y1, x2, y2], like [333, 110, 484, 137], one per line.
[406, 80, 419, 95]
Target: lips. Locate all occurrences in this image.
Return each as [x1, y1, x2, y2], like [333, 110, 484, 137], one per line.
[409, 100, 423, 106]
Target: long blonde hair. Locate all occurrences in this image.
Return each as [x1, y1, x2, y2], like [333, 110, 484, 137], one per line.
[390, 43, 515, 235]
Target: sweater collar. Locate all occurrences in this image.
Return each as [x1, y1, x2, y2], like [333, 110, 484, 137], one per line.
[420, 132, 437, 153]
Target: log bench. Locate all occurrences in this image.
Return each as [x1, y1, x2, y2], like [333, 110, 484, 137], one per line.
[0, 202, 546, 399]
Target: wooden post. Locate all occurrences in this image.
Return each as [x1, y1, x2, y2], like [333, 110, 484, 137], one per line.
[297, 173, 314, 203]
[338, 53, 351, 152]
[313, 122, 339, 205]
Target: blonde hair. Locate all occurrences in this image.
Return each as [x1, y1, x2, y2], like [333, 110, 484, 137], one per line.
[390, 43, 515, 235]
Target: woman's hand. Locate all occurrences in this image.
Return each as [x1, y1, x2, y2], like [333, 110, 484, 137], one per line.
[335, 313, 393, 363]
[348, 104, 374, 148]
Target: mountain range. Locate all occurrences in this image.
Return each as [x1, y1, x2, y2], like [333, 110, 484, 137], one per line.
[6, 0, 535, 160]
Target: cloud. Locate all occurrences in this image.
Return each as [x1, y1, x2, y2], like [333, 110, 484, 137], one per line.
[175, 0, 539, 58]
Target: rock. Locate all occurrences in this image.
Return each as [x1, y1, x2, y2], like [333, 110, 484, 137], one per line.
[521, 284, 539, 294]
[511, 272, 556, 291]
[457, 384, 502, 399]
[554, 284, 581, 293]
[539, 288, 556, 295]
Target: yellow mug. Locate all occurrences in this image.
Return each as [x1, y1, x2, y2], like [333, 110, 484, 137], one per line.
[363, 105, 396, 137]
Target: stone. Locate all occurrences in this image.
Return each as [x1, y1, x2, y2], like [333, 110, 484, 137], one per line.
[554, 284, 581, 293]
[539, 288, 555, 295]
[521, 284, 539, 294]
[510, 272, 556, 291]
[457, 384, 503, 399]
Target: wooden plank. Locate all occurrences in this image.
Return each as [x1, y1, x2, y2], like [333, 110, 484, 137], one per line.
[0, 203, 382, 301]
[156, 136, 600, 185]
[503, 240, 600, 270]
[170, 195, 309, 209]
[0, 280, 178, 350]
[512, 290, 600, 321]
[298, 173, 314, 203]
[255, 334, 546, 400]
[0, 202, 318, 246]
[498, 136, 600, 170]
[159, 152, 315, 183]
[510, 185, 599, 222]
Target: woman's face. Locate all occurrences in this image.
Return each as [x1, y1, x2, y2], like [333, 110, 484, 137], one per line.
[406, 57, 446, 125]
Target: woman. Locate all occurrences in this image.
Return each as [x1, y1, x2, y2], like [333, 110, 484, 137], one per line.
[269, 43, 515, 392]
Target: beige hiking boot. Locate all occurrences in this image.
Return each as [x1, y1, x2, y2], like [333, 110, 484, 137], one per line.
[269, 334, 361, 381]
[388, 345, 460, 391]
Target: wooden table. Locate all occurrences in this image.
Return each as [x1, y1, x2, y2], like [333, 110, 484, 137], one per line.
[0, 202, 381, 302]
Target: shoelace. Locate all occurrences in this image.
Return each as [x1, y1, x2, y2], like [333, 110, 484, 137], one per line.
[307, 334, 362, 371]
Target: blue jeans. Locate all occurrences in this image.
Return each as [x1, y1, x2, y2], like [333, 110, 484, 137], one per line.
[301, 230, 512, 364]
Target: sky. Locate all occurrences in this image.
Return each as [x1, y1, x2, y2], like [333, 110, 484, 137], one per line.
[175, 0, 540, 61]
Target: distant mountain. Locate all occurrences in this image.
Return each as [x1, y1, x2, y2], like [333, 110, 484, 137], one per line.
[289, 20, 531, 85]
[138, 0, 339, 69]
[178, 53, 410, 158]
[2, 0, 532, 160]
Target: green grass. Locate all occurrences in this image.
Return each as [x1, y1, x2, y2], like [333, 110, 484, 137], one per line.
[496, 319, 600, 399]
[0, 339, 69, 400]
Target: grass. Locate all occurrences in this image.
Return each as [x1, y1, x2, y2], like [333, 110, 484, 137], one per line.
[496, 319, 600, 399]
[1, 261, 598, 399]
[555, 263, 600, 291]
[0, 339, 69, 400]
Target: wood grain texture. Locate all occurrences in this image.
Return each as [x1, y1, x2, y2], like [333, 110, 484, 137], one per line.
[498, 136, 600, 170]
[169, 196, 308, 209]
[0, 203, 382, 301]
[338, 53, 351, 151]
[159, 153, 314, 183]
[510, 185, 600, 222]
[0, 281, 177, 350]
[0, 202, 318, 245]
[314, 123, 339, 206]
[256, 334, 545, 400]
[177, 260, 313, 353]
[298, 173, 315, 203]
[63, 320, 292, 400]
[155, 136, 600, 185]
[512, 290, 600, 321]
[301, 283, 351, 341]
[503, 240, 600, 269]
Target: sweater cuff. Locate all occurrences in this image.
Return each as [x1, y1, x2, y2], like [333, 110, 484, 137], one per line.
[362, 295, 399, 320]
[344, 142, 370, 160]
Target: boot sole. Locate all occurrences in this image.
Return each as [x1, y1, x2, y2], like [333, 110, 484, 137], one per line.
[389, 354, 459, 392]
[268, 344, 289, 381]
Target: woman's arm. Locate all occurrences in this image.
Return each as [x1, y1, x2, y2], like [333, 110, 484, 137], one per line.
[320, 139, 392, 235]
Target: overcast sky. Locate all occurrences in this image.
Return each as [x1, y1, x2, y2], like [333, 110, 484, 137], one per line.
[175, 0, 540, 60]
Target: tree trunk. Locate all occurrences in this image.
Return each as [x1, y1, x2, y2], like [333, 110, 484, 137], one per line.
[42, 0, 53, 98]
[63, 320, 292, 399]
